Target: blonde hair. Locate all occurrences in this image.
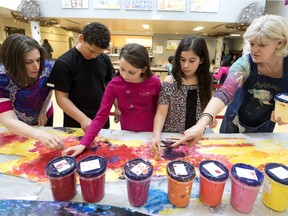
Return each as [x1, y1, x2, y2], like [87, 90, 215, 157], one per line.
[243, 14, 288, 57]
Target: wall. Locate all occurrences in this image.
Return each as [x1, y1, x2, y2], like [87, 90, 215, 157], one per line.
[39, 0, 266, 23]
[152, 34, 216, 66]
[265, 0, 288, 19]
[0, 16, 74, 58]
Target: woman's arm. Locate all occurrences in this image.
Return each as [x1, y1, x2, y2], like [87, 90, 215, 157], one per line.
[0, 110, 63, 149]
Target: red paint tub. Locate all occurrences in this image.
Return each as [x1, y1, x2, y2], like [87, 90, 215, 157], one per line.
[46, 156, 77, 201]
[199, 160, 229, 207]
[166, 160, 196, 208]
[230, 163, 264, 214]
[124, 158, 153, 207]
[77, 156, 107, 203]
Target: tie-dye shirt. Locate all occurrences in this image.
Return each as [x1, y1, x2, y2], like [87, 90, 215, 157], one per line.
[0, 61, 53, 125]
[214, 54, 288, 133]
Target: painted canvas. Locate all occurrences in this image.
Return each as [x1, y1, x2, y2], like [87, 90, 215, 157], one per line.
[93, 0, 121, 9]
[0, 200, 148, 215]
[190, 0, 219, 12]
[157, 0, 186, 11]
[124, 0, 153, 10]
[62, 0, 89, 8]
[0, 127, 287, 184]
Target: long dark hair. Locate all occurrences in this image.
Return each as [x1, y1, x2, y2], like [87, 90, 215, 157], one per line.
[171, 36, 212, 110]
[0, 34, 45, 87]
[119, 43, 152, 78]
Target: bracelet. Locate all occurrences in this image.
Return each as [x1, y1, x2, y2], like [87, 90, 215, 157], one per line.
[200, 113, 213, 125]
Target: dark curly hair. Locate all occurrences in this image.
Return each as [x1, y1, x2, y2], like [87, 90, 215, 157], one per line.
[172, 36, 212, 110]
[82, 22, 111, 49]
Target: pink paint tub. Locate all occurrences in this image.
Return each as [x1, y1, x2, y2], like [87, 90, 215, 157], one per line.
[230, 163, 264, 214]
[199, 160, 229, 207]
[124, 158, 153, 207]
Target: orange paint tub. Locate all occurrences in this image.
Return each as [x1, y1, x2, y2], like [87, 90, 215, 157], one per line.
[199, 160, 229, 207]
[166, 160, 196, 208]
[262, 163, 288, 211]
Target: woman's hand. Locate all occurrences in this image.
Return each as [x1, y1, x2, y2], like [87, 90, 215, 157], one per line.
[36, 132, 63, 149]
[38, 112, 48, 126]
[62, 145, 86, 157]
[172, 124, 206, 148]
[80, 117, 92, 132]
[271, 111, 287, 125]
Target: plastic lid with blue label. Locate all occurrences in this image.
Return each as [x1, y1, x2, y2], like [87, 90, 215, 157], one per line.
[166, 160, 195, 182]
[231, 163, 264, 186]
[274, 93, 288, 103]
[265, 163, 288, 185]
[200, 160, 229, 182]
[124, 158, 153, 181]
[77, 156, 107, 178]
[46, 156, 76, 178]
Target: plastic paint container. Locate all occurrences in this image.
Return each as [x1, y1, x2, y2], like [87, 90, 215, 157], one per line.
[262, 163, 288, 211]
[166, 160, 196, 208]
[124, 158, 153, 207]
[199, 160, 229, 207]
[46, 156, 77, 201]
[230, 163, 264, 214]
[274, 93, 288, 123]
[77, 156, 107, 203]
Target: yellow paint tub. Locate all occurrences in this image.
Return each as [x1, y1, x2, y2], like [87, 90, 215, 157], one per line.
[262, 163, 288, 212]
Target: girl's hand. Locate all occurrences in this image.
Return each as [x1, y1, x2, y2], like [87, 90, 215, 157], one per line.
[148, 138, 161, 160]
[62, 145, 86, 157]
[114, 109, 121, 123]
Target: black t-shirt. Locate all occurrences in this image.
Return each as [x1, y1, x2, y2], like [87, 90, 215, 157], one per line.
[47, 48, 115, 128]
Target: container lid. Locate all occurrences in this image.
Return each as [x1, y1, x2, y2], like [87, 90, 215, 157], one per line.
[231, 163, 263, 186]
[46, 156, 76, 178]
[265, 163, 288, 185]
[166, 160, 195, 182]
[124, 158, 153, 181]
[199, 160, 229, 182]
[77, 156, 107, 178]
[274, 93, 288, 103]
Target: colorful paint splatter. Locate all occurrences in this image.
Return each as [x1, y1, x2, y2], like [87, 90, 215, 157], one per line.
[0, 127, 287, 183]
[0, 200, 148, 216]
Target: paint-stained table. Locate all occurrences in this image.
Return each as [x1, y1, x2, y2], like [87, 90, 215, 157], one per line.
[0, 126, 287, 215]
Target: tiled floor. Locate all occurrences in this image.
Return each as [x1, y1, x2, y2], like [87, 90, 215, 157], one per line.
[52, 93, 287, 133]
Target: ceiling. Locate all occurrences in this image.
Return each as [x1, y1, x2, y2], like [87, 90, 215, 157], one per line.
[1, 6, 246, 38]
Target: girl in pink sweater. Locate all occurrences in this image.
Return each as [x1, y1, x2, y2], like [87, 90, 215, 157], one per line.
[62, 43, 161, 157]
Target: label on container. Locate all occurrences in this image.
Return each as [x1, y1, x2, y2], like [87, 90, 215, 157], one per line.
[277, 94, 288, 101]
[80, 159, 100, 172]
[131, 162, 149, 175]
[269, 166, 288, 180]
[53, 159, 71, 173]
[203, 162, 225, 177]
[173, 163, 188, 176]
[235, 167, 258, 180]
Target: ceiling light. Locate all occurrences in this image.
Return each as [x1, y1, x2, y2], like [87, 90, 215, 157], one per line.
[193, 26, 204, 31]
[230, 34, 240, 37]
[142, 24, 150, 29]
